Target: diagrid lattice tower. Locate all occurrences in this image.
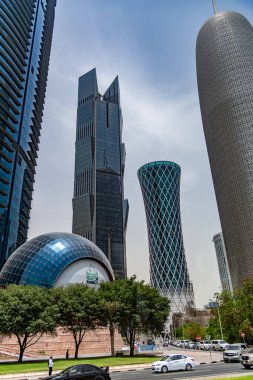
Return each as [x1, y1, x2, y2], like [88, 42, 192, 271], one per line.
[138, 161, 195, 315]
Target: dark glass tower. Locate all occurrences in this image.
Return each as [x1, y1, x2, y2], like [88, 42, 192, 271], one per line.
[0, 0, 56, 270]
[72, 68, 128, 279]
[196, 11, 253, 288]
[138, 161, 195, 315]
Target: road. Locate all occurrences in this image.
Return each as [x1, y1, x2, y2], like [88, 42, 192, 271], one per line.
[111, 362, 253, 380]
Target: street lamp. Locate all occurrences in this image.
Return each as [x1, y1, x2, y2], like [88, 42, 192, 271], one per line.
[209, 296, 224, 341]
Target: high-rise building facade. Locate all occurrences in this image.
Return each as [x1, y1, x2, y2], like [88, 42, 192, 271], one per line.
[0, 0, 56, 270]
[72, 68, 128, 279]
[213, 233, 233, 292]
[138, 161, 195, 315]
[196, 11, 253, 288]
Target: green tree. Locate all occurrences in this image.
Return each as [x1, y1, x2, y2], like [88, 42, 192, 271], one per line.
[0, 285, 57, 362]
[97, 281, 122, 357]
[114, 276, 170, 356]
[53, 284, 100, 358]
[183, 322, 205, 341]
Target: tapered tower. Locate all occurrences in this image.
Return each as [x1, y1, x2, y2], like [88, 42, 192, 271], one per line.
[138, 161, 195, 315]
[196, 11, 253, 288]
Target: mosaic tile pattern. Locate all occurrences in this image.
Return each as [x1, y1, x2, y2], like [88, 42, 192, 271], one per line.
[197, 12, 253, 288]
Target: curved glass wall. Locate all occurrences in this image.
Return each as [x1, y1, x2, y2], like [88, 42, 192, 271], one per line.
[197, 12, 253, 288]
[0, 0, 56, 269]
[0, 232, 114, 287]
[138, 161, 195, 314]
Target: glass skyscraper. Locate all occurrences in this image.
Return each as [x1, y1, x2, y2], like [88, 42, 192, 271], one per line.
[138, 161, 195, 315]
[196, 11, 253, 288]
[213, 233, 233, 292]
[0, 0, 57, 270]
[72, 68, 128, 279]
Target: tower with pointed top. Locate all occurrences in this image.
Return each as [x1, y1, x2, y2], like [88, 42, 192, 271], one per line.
[72, 68, 128, 279]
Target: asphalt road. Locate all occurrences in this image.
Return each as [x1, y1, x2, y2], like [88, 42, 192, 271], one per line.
[111, 362, 253, 380]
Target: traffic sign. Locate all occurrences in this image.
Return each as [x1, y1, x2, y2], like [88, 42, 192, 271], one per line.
[196, 336, 201, 341]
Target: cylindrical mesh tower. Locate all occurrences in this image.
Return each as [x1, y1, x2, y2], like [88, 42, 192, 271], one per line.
[196, 12, 253, 288]
[138, 161, 195, 315]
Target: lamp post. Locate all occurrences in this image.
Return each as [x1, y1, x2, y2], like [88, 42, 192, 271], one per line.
[216, 295, 224, 341]
[209, 296, 224, 341]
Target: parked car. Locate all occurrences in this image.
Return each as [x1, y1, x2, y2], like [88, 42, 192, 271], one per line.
[193, 342, 201, 350]
[180, 340, 190, 348]
[211, 340, 230, 351]
[241, 347, 253, 369]
[223, 343, 248, 363]
[151, 354, 195, 373]
[186, 341, 195, 349]
[43, 365, 111, 380]
[199, 340, 212, 350]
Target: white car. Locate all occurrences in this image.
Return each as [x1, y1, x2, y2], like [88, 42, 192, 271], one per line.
[151, 354, 195, 373]
[200, 340, 212, 350]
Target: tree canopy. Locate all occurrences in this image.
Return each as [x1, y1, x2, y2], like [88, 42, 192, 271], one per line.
[0, 285, 57, 361]
[52, 284, 100, 358]
[99, 276, 170, 355]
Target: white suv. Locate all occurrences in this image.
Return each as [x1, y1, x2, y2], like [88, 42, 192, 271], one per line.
[199, 340, 212, 350]
[211, 340, 229, 351]
[223, 343, 248, 363]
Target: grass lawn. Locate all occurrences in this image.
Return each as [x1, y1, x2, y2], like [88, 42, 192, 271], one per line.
[213, 376, 253, 380]
[0, 356, 157, 375]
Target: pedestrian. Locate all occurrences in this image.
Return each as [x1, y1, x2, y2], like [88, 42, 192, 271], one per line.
[48, 356, 53, 376]
[66, 349, 69, 359]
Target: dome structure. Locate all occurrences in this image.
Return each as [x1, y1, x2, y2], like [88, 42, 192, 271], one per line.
[0, 233, 114, 288]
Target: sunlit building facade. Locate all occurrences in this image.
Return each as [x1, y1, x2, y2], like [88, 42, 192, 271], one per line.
[138, 161, 195, 315]
[213, 233, 233, 292]
[0, 0, 57, 270]
[72, 68, 128, 279]
[197, 11, 253, 288]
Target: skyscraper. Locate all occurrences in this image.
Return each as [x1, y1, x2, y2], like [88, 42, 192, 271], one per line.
[196, 11, 253, 288]
[213, 233, 233, 292]
[0, 0, 56, 270]
[138, 161, 195, 315]
[72, 68, 128, 279]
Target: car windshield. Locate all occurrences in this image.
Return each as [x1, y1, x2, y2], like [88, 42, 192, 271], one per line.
[219, 341, 225, 344]
[228, 345, 240, 350]
[160, 356, 171, 361]
[59, 367, 72, 375]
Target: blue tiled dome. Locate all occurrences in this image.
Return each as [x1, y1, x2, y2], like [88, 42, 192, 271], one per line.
[0, 233, 114, 287]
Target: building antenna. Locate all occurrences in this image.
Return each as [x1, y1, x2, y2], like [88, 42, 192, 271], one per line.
[212, 0, 218, 14]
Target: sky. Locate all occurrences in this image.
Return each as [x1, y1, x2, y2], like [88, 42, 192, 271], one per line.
[29, 0, 253, 307]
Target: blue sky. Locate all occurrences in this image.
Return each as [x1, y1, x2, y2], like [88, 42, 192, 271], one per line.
[29, 0, 253, 307]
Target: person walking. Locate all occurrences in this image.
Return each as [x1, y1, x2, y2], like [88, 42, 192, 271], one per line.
[66, 349, 69, 359]
[48, 356, 53, 376]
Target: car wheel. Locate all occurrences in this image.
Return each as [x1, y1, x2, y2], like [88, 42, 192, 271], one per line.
[224, 360, 229, 363]
[186, 364, 192, 371]
[161, 366, 168, 373]
[213, 347, 216, 351]
[243, 365, 251, 369]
